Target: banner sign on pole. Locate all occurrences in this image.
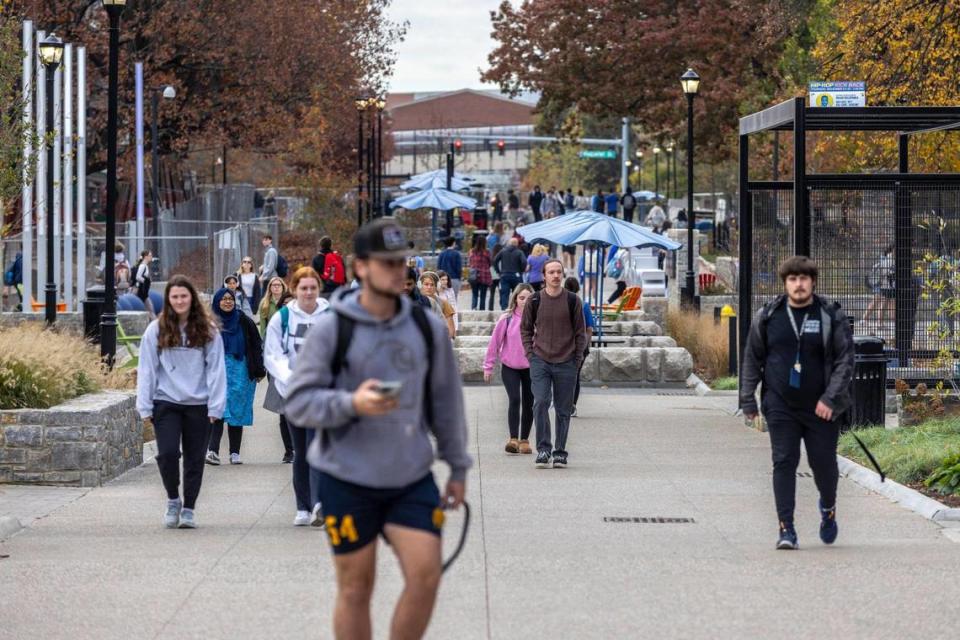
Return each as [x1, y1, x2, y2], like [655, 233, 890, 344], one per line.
[809, 81, 866, 107]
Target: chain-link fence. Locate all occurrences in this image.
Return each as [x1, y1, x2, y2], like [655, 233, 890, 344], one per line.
[746, 178, 960, 383]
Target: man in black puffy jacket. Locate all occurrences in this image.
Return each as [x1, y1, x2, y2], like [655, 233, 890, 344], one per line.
[740, 255, 854, 551]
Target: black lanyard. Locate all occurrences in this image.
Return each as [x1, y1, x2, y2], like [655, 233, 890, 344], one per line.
[787, 308, 809, 376]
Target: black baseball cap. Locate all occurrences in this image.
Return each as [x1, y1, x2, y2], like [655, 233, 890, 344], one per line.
[354, 218, 413, 259]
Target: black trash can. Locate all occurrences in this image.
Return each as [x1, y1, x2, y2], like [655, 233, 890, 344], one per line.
[83, 285, 106, 343]
[848, 336, 888, 430]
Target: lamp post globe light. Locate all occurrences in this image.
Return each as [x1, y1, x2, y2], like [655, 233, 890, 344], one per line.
[151, 85, 175, 242]
[680, 67, 700, 309]
[100, 0, 127, 365]
[39, 33, 64, 325]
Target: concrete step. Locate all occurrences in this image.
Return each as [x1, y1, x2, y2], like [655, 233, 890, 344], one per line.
[456, 346, 693, 386]
[456, 319, 663, 337]
[455, 335, 678, 349]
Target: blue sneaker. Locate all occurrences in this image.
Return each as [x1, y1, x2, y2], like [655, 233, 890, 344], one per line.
[776, 522, 798, 550]
[163, 499, 181, 529]
[178, 508, 197, 529]
[819, 501, 838, 545]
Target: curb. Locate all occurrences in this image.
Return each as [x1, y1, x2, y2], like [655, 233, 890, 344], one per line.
[0, 516, 23, 541]
[837, 455, 960, 523]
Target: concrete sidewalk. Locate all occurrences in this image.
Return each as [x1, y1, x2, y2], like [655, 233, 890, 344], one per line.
[1, 386, 959, 639]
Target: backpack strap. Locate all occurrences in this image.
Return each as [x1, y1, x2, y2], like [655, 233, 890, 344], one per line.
[529, 290, 577, 328]
[326, 304, 434, 427]
[410, 304, 435, 428]
[330, 311, 355, 381]
[279, 305, 291, 354]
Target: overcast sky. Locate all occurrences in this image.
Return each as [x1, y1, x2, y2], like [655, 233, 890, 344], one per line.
[386, 0, 506, 92]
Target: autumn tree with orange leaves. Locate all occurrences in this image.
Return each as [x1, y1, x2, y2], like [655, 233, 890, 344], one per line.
[6, 0, 404, 178]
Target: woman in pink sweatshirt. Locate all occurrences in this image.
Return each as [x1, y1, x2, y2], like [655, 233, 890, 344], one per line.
[484, 283, 535, 454]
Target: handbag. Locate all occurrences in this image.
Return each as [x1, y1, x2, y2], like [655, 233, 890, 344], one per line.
[468, 267, 479, 283]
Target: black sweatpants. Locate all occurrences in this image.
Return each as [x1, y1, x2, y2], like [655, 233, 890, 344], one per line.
[766, 408, 840, 525]
[153, 401, 211, 510]
[502, 364, 533, 440]
[288, 421, 320, 512]
[278, 414, 293, 455]
[208, 419, 243, 455]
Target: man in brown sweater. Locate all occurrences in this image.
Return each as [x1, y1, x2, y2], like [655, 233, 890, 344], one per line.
[520, 258, 587, 468]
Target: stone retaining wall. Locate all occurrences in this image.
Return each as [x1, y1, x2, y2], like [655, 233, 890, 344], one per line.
[458, 347, 693, 385]
[0, 311, 150, 337]
[0, 392, 141, 487]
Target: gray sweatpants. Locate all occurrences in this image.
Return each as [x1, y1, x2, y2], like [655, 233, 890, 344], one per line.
[530, 355, 578, 454]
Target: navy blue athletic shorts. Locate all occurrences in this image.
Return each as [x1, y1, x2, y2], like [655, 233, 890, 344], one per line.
[317, 471, 444, 555]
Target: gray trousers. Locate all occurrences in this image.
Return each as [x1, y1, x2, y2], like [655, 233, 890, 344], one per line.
[530, 355, 578, 454]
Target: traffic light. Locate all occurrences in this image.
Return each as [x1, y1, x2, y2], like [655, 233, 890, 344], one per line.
[497, 139, 505, 156]
[454, 138, 462, 154]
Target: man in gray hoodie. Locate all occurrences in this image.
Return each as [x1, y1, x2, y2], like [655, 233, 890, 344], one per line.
[285, 218, 471, 640]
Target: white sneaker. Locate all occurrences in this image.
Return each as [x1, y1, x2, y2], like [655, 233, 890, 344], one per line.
[310, 503, 324, 527]
[163, 499, 182, 528]
[230, 453, 242, 465]
[205, 451, 220, 465]
[294, 510, 311, 526]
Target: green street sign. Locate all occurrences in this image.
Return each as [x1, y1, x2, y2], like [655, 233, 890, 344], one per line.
[579, 149, 617, 159]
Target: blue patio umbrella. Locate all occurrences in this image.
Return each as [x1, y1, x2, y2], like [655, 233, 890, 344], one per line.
[516, 210, 680, 341]
[390, 187, 478, 254]
[390, 187, 477, 211]
[518, 210, 679, 250]
[400, 171, 475, 192]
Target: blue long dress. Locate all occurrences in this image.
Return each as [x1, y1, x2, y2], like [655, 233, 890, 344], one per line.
[223, 354, 255, 426]
[213, 288, 256, 427]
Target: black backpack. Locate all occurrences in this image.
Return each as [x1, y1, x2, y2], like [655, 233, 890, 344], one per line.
[329, 303, 435, 426]
[275, 253, 289, 278]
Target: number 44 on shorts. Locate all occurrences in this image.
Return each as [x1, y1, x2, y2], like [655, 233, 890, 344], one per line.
[324, 514, 359, 546]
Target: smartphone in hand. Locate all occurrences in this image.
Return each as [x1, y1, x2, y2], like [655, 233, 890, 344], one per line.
[372, 381, 403, 399]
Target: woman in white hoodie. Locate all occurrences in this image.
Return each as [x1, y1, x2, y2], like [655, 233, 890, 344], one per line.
[263, 266, 331, 526]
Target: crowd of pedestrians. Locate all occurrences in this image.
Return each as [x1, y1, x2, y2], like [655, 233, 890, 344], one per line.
[131, 202, 847, 638]
[137, 219, 471, 638]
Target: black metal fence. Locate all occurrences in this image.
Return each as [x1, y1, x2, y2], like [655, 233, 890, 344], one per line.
[746, 176, 960, 384]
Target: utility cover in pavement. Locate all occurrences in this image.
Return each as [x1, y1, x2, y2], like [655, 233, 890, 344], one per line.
[603, 517, 695, 524]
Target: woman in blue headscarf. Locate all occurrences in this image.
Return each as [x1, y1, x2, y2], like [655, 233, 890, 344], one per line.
[206, 287, 265, 465]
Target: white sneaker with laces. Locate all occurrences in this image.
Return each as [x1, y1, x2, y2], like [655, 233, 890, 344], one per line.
[294, 510, 311, 526]
[205, 451, 220, 465]
[230, 453, 242, 465]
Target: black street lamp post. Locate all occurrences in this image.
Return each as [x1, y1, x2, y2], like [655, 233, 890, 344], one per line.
[635, 150, 643, 191]
[665, 146, 672, 199]
[355, 96, 367, 228]
[151, 85, 175, 242]
[375, 97, 385, 217]
[681, 68, 701, 309]
[39, 34, 64, 325]
[101, 0, 126, 365]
